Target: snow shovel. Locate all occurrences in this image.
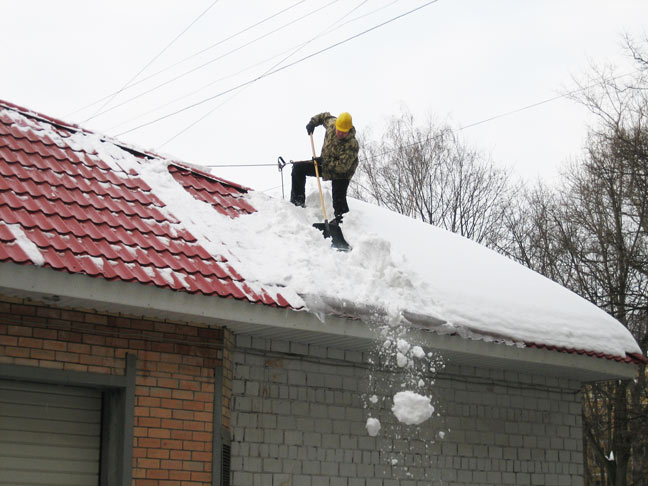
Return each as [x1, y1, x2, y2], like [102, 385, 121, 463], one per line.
[309, 134, 351, 251]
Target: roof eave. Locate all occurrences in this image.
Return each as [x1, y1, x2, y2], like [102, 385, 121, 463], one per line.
[0, 261, 639, 382]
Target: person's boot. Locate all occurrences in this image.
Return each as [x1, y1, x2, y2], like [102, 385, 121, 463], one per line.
[290, 194, 305, 208]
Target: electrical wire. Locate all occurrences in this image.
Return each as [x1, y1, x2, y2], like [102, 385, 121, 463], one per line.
[106, 0, 401, 134]
[158, 0, 372, 148]
[67, 0, 307, 119]
[83, 0, 221, 122]
[114, 0, 440, 137]
[88, 0, 341, 123]
[361, 70, 638, 162]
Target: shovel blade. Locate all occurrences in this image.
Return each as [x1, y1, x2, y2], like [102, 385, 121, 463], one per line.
[313, 221, 351, 252]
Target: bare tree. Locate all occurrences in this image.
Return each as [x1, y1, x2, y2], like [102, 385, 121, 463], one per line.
[352, 110, 517, 249]
[502, 39, 648, 485]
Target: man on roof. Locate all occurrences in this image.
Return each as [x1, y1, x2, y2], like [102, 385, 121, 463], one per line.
[290, 111, 359, 224]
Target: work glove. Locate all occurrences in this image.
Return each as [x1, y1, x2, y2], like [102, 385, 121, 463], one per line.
[306, 121, 315, 135]
[312, 156, 323, 166]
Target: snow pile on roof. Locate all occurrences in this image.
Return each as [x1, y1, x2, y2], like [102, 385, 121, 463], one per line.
[2, 105, 640, 359]
[237, 187, 641, 359]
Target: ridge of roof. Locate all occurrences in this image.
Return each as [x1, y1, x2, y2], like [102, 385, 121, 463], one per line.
[0, 99, 249, 194]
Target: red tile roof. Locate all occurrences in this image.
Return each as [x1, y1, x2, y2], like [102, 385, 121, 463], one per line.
[0, 99, 292, 308]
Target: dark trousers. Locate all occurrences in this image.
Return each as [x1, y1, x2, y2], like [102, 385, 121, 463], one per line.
[290, 161, 350, 218]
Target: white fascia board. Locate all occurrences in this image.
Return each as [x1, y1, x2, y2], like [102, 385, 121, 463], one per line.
[0, 262, 639, 381]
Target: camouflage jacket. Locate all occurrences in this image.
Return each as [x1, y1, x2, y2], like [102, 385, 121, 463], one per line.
[310, 112, 359, 181]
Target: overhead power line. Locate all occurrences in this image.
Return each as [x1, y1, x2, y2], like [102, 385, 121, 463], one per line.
[202, 71, 638, 172]
[107, 0, 401, 134]
[86, 0, 339, 123]
[158, 0, 372, 147]
[114, 0, 440, 137]
[68, 0, 307, 119]
[361, 70, 638, 162]
[83, 0, 221, 122]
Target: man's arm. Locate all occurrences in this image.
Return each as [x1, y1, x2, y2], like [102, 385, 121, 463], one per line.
[306, 112, 334, 134]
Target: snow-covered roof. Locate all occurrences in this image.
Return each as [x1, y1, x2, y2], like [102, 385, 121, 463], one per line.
[0, 99, 643, 367]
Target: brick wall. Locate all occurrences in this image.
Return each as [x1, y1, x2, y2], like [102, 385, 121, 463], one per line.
[232, 335, 584, 486]
[0, 293, 230, 486]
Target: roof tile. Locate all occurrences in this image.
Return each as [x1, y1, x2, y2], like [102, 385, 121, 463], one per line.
[0, 100, 291, 311]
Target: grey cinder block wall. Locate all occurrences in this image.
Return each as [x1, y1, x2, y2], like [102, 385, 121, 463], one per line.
[230, 335, 583, 486]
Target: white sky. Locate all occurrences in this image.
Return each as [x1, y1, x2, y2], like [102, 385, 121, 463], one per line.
[2, 1, 647, 192]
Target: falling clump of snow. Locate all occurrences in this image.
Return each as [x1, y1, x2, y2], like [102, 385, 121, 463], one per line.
[366, 417, 381, 437]
[411, 346, 425, 359]
[392, 391, 435, 426]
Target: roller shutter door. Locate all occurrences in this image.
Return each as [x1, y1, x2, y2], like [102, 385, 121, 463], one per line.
[0, 379, 102, 486]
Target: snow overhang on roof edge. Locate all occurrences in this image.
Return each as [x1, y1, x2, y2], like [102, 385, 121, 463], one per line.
[0, 262, 641, 381]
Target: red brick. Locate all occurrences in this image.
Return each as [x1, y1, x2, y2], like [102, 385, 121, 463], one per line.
[8, 325, 32, 337]
[57, 331, 82, 343]
[150, 408, 172, 419]
[91, 345, 113, 357]
[5, 347, 30, 358]
[157, 378, 179, 389]
[168, 470, 191, 481]
[63, 362, 88, 372]
[136, 417, 161, 428]
[171, 409, 194, 420]
[138, 438, 161, 449]
[148, 428, 170, 439]
[84, 313, 108, 325]
[55, 351, 80, 362]
[146, 468, 169, 479]
[33, 328, 57, 339]
[137, 376, 158, 387]
[181, 441, 205, 452]
[150, 387, 172, 399]
[132, 447, 147, 458]
[161, 459, 183, 470]
[10, 304, 36, 316]
[138, 397, 161, 408]
[184, 401, 205, 412]
[191, 472, 211, 482]
[192, 432, 211, 442]
[191, 452, 212, 462]
[68, 342, 91, 354]
[36, 307, 60, 318]
[43, 340, 67, 351]
[80, 355, 107, 367]
[161, 439, 183, 450]
[31, 349, 56, 360]
[0, 335, 18, 346]
[172, 390, 193, 400]
[170, 450, 191, 461]
[135, 407, 151, 417]
[147, 448, 170, 459]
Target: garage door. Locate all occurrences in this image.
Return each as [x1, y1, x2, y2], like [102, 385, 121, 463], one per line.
[0, 379, 102, 486]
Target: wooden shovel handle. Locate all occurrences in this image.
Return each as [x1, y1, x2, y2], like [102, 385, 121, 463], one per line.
[310, 133, 328, 222]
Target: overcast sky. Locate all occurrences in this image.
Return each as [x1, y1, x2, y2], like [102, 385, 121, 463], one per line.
[2, 0, 647, 193]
